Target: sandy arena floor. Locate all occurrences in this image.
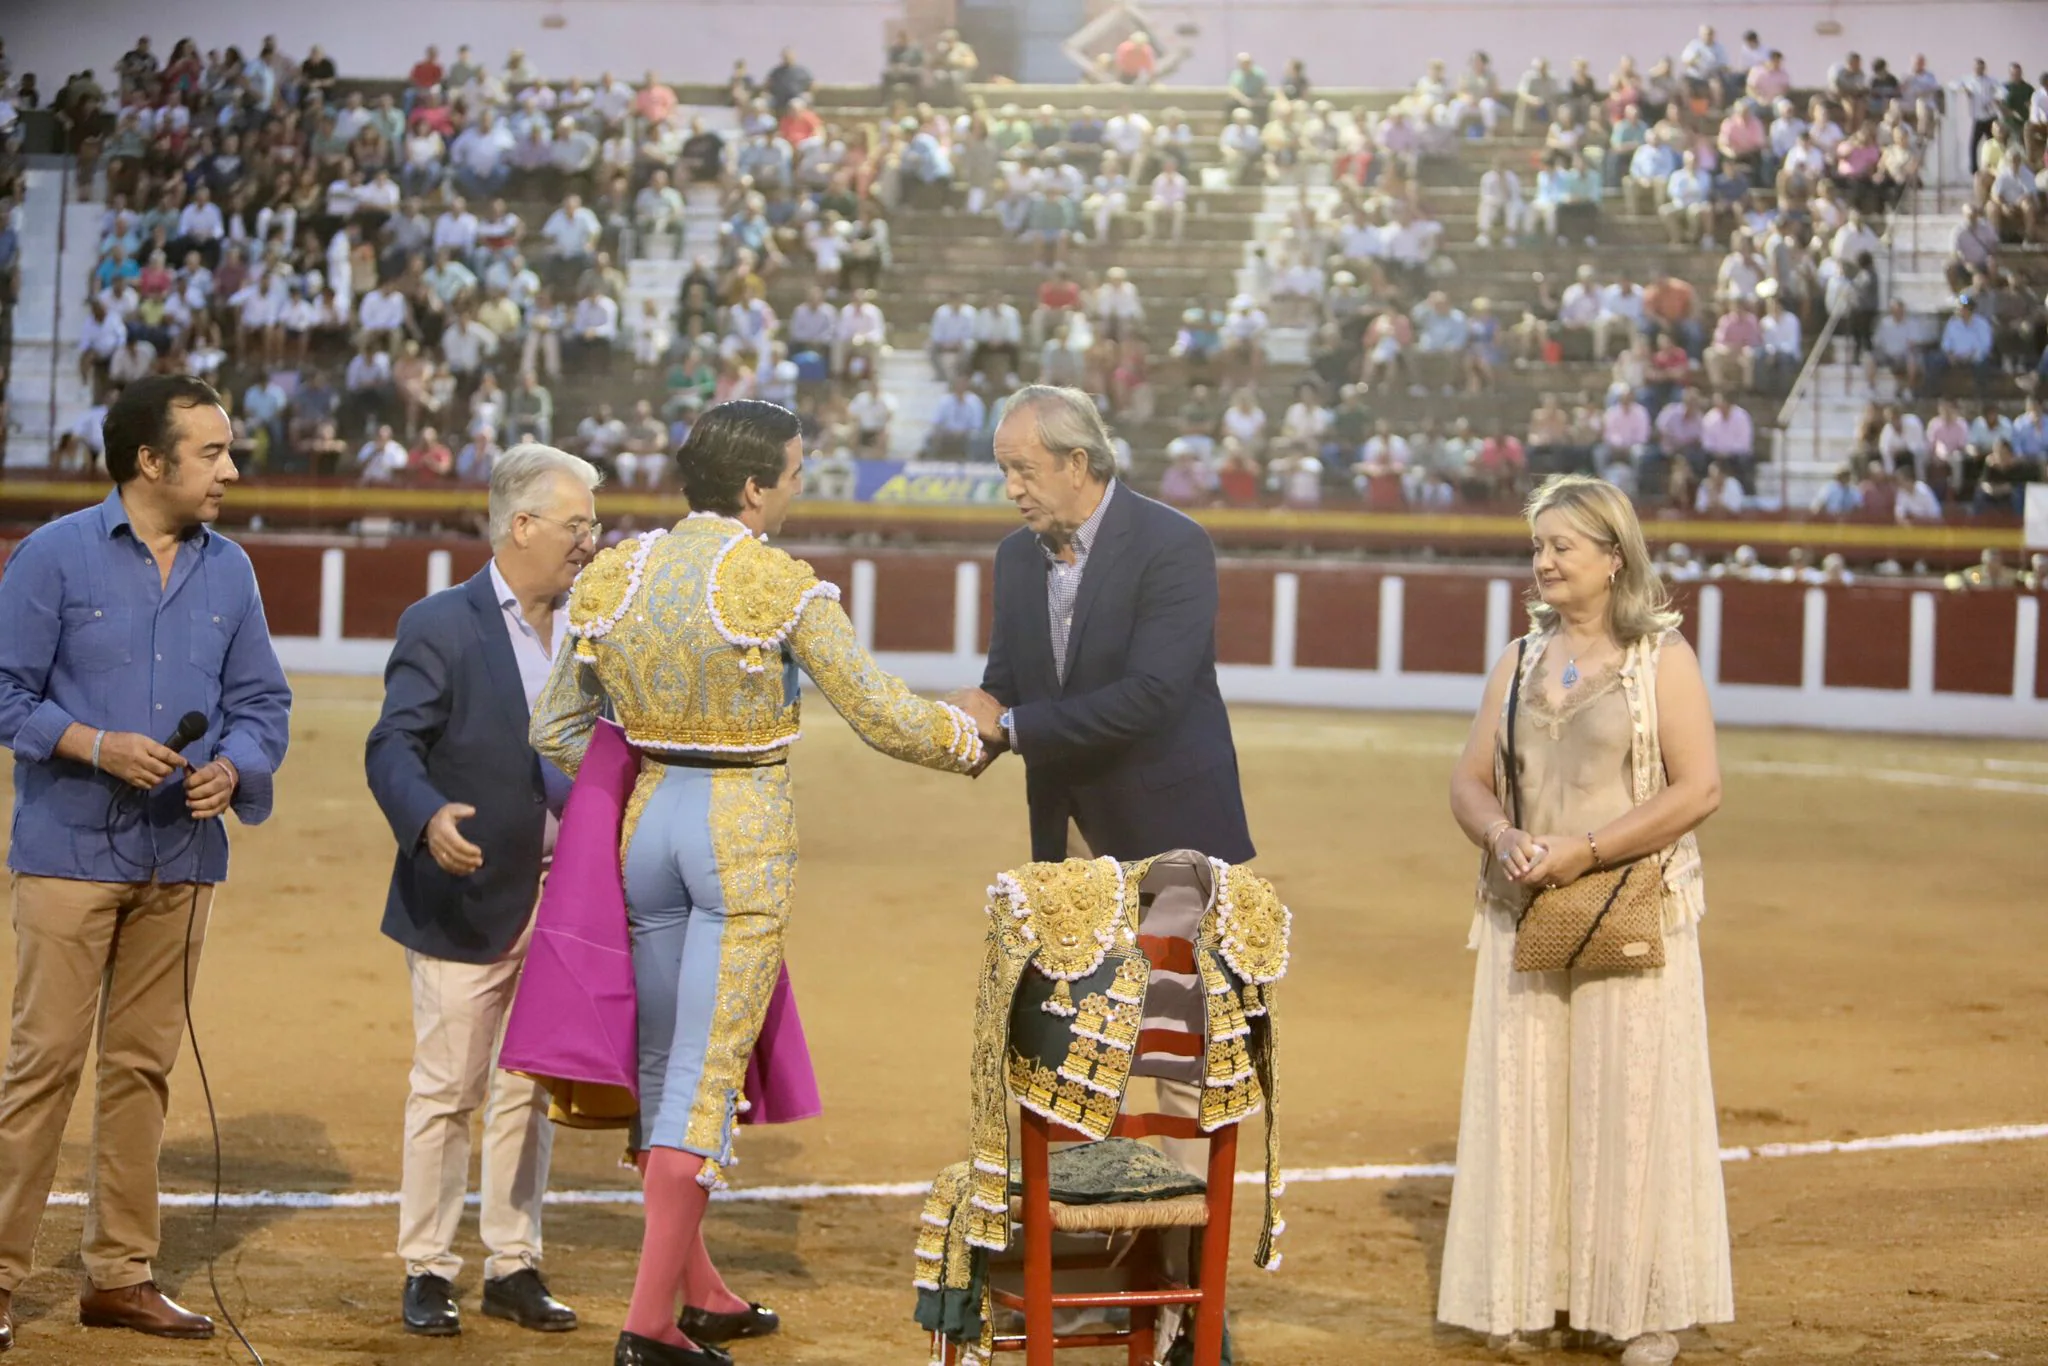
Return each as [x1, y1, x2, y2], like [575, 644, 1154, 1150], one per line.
[2, 676, 2046, 1365]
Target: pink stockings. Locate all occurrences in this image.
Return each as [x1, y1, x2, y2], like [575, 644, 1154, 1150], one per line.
[623, 1147, 752, 1347]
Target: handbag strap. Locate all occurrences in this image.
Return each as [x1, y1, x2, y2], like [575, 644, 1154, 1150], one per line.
[1503, 636, 1527, 833]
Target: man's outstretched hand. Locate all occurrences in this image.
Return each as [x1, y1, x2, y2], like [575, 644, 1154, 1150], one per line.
[946, 688, 1010, 777]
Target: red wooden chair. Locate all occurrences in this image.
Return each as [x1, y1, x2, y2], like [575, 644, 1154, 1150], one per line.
[950, 853, 1240, 1366]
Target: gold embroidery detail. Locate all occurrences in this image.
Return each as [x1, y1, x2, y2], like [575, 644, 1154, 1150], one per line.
[619, 758, 666, 877]
[679, 766, 799, 1165]
[1206, 863, 1292, 986]
[708, 531, 838, 674]
[993, 859, 1133, 980]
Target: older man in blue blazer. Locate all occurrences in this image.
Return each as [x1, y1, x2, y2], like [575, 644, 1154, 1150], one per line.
[365, 444, 600, 1339]
[957, 384, 1254, 867]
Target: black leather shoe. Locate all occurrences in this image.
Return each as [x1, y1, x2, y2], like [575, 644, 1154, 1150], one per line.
[615, 1330, 729, 1365]
[679, 1301, 779, 1344]
[1, 1286, 13, 1351]
[402, 1274, 461, 1336]
[482, 1268, 578, 1332]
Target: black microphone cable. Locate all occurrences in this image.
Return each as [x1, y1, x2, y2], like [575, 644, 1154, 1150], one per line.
[101, 711, 265, 1366]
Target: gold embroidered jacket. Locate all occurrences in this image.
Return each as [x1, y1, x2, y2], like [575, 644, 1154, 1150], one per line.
[531, 515, 983, 775]
[914, 856, 1290, 1361]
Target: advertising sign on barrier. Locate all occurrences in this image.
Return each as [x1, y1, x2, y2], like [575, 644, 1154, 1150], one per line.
[803, 459, 1009, 506]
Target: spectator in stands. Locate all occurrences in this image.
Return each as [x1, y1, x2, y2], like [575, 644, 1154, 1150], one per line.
[1227, 53, 1273, 124]
[633, 168, 685, 257]
[1221, 386, 1270, 457]
[1661, 150, 1715, 248]
[1985, 153, 2042, 244]
[1476, 154, 1527, 249]
[1811, 465, 1863, 515]
[1410, 291, 1469, 396]
[1929, 295, 1995, 394]
[358, 423, 410, 483]
[971, 292, 1024, 385]
[1701, 392, 1755, 482]
[454, 426, 500, 483]
[541, 192, 601, 290]
[834, 287, 885, 381]
[1513, 57, 1556, 136]
[1597, 388, 1651, 473]
[1894, 464, 1944, 522]
[409, 425, 454, 480]
[1694, 459, 1746, 514]
[1219, 109, 1264, 186]
[1093, 266, 1144, 341]
[1755, 291, 1803, 390]
[1220, 294, 1269, 388]
[566, 282, 619, 373]
[1141, 157, 1190, 244]
[844, 373, 895, 457]
[929, 291, 977, 381]
[1947, 203, 2002, 293]
[1624, 128, 1679, 216]
[765, 47, 813, 111]
[1704, 301, 1761, 392]
[923, 372, 987, 459]
[507, 371, 554, 445]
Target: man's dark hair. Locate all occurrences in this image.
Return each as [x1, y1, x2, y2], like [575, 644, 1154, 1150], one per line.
[673, 399, 801, 516]
[102, 374, 223, 483]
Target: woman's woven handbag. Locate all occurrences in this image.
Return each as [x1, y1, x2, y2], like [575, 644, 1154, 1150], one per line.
[1501, 639, 1667, 974]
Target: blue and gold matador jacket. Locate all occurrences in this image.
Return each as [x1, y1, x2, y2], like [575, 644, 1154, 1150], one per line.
[531, 512, 983, 776]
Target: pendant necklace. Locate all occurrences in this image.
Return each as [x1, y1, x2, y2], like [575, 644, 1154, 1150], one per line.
[1561, 656, 1581, 690]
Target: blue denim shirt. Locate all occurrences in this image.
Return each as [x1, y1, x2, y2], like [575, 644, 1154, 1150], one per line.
[0, 490, 293, 883]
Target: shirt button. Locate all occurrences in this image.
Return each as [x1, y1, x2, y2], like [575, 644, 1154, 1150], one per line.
[156, 654, 163, 661]
[213, 615, 222, 624]
[94, 609, 103, 618]
[156, 703, 164, 711]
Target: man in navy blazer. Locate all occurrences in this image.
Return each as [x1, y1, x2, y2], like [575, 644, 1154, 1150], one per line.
[364, 445, 599, 1340]
[956, 385, 1254, 865]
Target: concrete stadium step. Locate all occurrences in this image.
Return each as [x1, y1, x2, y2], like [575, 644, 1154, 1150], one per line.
[6, 165, 105, 461]
[878, 351, 951, 460]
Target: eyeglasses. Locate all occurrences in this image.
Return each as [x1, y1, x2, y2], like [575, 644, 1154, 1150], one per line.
[526, 513, 602, 543]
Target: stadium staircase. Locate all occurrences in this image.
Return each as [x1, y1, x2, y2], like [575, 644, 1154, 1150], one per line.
[5, 159, 102, 466]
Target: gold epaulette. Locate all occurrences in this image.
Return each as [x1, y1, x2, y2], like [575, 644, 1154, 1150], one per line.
[566, 529, 669, 660]
[707, 532, 841, 674]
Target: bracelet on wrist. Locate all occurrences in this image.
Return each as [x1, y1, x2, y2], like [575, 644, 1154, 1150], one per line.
[1586, 831, 1603, 868]
[90, 729, 107, 772]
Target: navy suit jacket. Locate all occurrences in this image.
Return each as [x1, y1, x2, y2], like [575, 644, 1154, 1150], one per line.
[982, 486, 1255, 866]
[365, 568, 557, 964]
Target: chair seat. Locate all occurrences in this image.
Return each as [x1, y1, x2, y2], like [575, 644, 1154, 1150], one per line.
[1011, 1192, 1213, 1232]
[1004, 1137, 1210, 1232]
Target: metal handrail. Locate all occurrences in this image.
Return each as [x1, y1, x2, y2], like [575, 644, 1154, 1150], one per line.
[1772, 300, 1847, 508]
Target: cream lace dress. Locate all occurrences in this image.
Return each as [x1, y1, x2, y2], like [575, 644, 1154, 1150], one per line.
[1436, 631, 1734, 1341]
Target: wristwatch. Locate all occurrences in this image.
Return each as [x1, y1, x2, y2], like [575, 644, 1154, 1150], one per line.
[998, 708, 1017, 753]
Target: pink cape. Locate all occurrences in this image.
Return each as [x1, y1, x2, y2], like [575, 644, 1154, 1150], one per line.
[499, 719, 822, 1129]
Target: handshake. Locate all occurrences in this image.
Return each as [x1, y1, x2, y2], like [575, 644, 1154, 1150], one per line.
[945, 687, 1010, 777]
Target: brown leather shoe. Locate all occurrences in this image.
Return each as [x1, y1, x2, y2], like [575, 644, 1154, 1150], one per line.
[78, 1281, 214, 1339]
[1, 1287, 13, 1351]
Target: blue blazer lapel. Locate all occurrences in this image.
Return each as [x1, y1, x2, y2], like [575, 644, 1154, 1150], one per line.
[1059, 488, 1133, 695]
[464, 569, 534, 737]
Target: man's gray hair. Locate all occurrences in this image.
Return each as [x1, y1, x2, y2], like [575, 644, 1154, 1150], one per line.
[999, 385, 1119, 482]
[488, 442, 603, 544]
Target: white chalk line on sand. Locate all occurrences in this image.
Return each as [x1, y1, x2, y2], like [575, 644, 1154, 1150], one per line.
[45, 1122, 2048, 1212]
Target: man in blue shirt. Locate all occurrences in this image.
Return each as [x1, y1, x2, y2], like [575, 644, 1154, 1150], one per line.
[1928, 297, 1995, 395]
[0, 375, 291, 1351]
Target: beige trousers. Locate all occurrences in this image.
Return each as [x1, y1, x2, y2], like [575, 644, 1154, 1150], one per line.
[0, 875, 213, 1294]
[396, 922, 553, 1283]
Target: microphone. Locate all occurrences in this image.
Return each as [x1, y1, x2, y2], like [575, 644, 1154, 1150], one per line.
[162, 711, 209, 754]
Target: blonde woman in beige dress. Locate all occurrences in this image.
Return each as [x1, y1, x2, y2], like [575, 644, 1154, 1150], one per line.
[1439, 475, 1733, 1364]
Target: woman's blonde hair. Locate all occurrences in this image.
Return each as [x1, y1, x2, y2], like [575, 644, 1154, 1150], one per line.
[1523, 474, 1682, 643]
